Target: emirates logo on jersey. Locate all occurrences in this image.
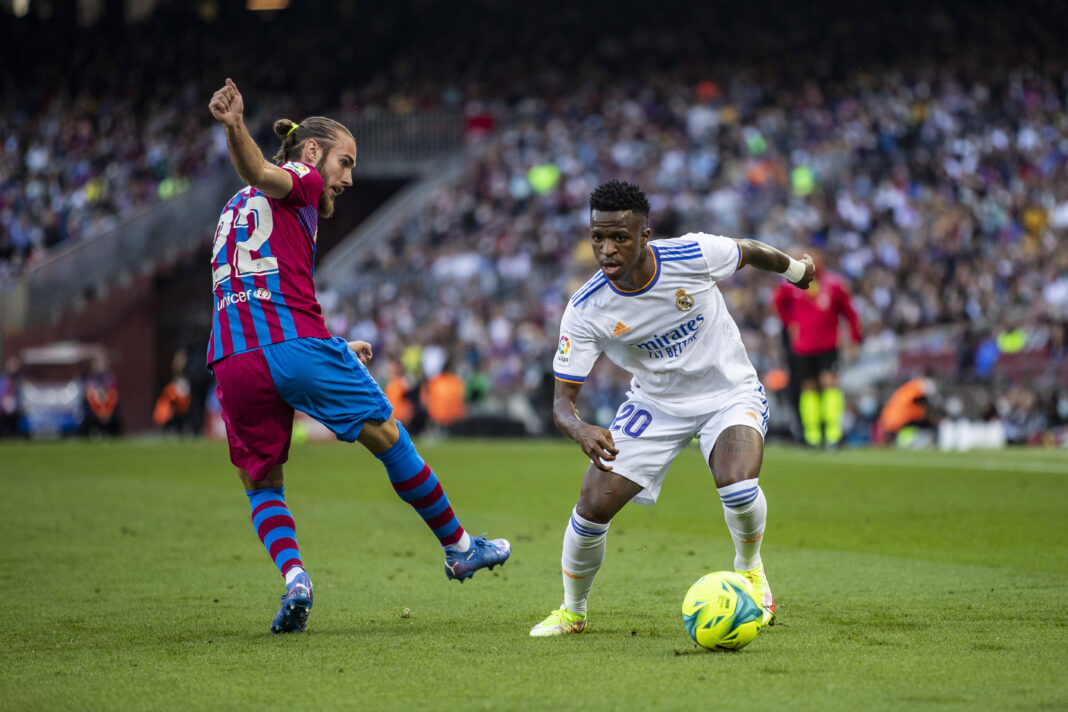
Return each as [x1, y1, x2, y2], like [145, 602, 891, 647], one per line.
[674, 288, 694, 312]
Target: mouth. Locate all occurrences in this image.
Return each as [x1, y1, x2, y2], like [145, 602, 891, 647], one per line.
[331, 186, 343, 197]
[600, 261, 621, 277]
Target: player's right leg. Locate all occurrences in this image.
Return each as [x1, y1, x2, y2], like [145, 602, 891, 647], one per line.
[799, 384, 822, 447]
[797, 355, 824, 447]
[213, 351, 313, 634]
[262, 336, 509, 581]
[530, 466, 642, 637]
[819, 368, 845, 448]
[359, 417, 511, 581]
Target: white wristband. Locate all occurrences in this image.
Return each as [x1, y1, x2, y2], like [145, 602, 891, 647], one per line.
[782, 257, 806, 284]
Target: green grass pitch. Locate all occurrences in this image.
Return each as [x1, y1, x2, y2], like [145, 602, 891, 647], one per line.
[1, 439, 1065, 711]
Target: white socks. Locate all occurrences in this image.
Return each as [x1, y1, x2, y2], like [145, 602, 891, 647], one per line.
[284, 566, 306, 586]
[561, 507, 609, 615]
[717, 479, 767, 571]
[445, 531, 473, 553]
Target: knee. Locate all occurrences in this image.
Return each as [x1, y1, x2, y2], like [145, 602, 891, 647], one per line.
[713, 468, 758, 489]
[241, 464, 284, 490]
[574, 500, 613, 526]
[360, 417, 401, 455]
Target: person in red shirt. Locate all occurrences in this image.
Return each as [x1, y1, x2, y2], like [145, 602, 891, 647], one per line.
[773, 252, 861, 447]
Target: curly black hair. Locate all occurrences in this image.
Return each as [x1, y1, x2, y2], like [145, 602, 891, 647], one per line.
[589, 179, 650, 216]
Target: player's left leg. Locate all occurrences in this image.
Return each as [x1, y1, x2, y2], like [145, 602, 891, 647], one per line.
[700, 390, 774, 622]
[710, 426, 774, 622]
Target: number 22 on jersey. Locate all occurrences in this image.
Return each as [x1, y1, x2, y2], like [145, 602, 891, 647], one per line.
[212, 194, 279, 289]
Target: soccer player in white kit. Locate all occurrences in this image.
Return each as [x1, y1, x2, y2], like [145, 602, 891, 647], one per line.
[531, 180, 814, 636]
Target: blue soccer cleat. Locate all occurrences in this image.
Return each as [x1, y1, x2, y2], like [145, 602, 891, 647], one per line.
[444, 535, 511, 582]
[271, 571, 313, 634]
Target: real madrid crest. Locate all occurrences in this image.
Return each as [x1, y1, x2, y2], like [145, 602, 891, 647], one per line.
[675, 288, 694, 312]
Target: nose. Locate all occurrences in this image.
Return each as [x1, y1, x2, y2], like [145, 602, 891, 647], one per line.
[342, 170, 353, 187]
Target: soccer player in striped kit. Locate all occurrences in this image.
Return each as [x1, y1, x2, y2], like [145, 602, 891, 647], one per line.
[530, 180, 813, 637]
[207, 79, 509, 634]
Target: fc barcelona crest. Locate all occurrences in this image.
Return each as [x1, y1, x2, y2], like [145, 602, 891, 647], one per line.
[675, 288, 694, 312]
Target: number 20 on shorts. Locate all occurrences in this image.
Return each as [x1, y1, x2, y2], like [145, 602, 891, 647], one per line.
[610, 404, 652, 437]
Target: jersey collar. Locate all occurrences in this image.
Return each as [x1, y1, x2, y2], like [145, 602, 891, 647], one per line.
[607, 244, 660, 297]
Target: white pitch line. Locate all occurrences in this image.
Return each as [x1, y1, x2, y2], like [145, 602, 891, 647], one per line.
[769, 450, 1068, 474]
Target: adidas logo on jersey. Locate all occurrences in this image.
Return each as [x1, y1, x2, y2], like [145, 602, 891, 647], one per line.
[612, 321, 631, 336]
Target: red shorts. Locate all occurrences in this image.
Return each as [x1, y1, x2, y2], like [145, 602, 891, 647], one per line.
[212, 349, 294, 480]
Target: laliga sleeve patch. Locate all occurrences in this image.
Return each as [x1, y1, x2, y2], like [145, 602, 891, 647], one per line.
[282, 161, 312, 178]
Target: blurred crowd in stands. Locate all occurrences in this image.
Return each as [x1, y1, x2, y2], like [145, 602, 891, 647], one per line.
[2, 0, 1066, 444]
[325, 35, 1068, 442]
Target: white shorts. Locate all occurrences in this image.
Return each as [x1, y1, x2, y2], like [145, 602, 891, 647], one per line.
[605, 385, 768, 506]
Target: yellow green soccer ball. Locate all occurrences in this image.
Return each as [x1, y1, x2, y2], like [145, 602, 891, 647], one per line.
[681, 571, 765, 650]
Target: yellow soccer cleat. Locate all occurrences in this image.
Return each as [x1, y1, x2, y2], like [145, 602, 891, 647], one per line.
[737, 562, 775, 625]
[529, 605, 587, 637]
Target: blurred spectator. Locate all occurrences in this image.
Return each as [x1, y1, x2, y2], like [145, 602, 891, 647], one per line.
[999, 388, 1049, 445]
[183, 341, 214, 436]
[153, 350, 192, 434]
[0, 356, 24, 437]
[81, 354, 120, 436]
[423, 362, 467, 429]
[383, 358, 417, 429]
[874, 378, 938, 447]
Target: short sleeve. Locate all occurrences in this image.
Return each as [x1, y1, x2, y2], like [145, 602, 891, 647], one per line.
[695, 233, 742, 282]
[279, 161, 324, 208]
[553, 304, 601, 384]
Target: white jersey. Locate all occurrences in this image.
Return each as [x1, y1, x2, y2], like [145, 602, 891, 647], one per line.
[553, 233, 761, 417]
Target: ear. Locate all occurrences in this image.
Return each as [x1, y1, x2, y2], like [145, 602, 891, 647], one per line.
[640, 224, 652, 244]
[301, 138, 320, 164]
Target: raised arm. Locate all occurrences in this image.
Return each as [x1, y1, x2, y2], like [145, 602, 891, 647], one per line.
[208, 78, 294, 200]
[553, 379, 618, 471]
[734, 238, 815, 289]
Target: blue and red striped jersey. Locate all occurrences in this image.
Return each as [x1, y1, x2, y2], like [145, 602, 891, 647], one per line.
[207, 161, 331, 364]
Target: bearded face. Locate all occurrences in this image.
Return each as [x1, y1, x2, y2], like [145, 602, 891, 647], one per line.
[310, 133, 356, 219]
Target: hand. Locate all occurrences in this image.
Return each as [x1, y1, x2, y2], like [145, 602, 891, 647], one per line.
[844, 340, 860, 363]
[793, 253, 816, 290]
[209, 78, 244, 127]
[347, 340, 374, 364]
[574, 423, 618, 471]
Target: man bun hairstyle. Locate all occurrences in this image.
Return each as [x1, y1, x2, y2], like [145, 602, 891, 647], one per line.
[590, 179, 650, 216]
[272, 116, 353, 165]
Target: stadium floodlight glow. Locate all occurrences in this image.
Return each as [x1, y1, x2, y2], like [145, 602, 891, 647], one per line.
[247, 0, 289, 9]
[14, 0, 29, 18]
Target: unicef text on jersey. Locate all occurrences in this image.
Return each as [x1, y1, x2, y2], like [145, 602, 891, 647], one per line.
[217, 287, 273, 312]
